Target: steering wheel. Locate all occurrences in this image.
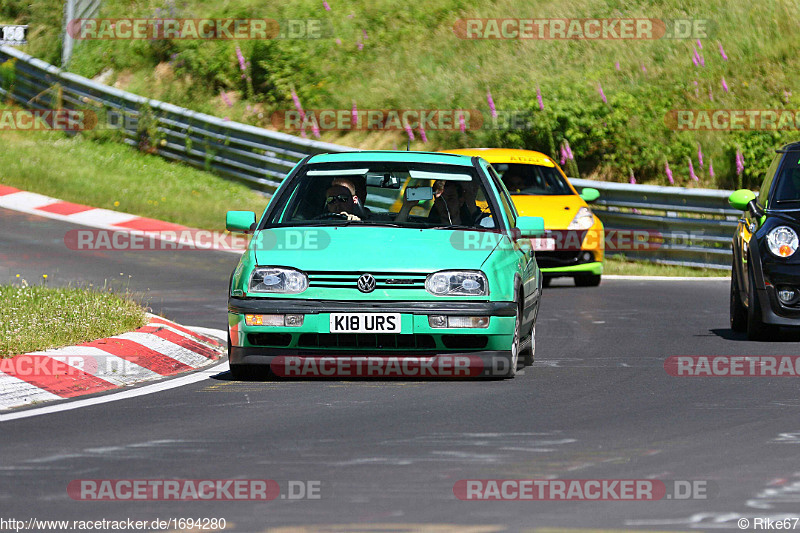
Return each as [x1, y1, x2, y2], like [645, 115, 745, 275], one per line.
[313, 212, 350, 220]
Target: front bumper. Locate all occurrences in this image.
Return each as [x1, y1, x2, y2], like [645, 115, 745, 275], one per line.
[540, 261, 603, 278]
[228, 297, 516, 359]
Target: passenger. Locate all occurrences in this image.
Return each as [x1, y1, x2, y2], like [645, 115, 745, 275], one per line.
[428, 181, 469, 225]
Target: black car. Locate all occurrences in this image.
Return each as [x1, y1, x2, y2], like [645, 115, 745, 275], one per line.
[730, 142, 800, 339]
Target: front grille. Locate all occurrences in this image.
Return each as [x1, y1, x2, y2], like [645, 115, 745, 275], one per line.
[248, 333, 293, 347]
[298, 333, 436, 349]
[536, 251, 584, 268]
[306, 271, 427, 290]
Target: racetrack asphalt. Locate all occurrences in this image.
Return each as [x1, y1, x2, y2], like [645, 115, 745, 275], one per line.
[1, 207, 799, 532]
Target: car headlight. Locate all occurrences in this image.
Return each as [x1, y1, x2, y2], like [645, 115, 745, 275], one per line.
[767, 226, 799, 258]
[568, 207, 595, 230]
[425, 271, 488, 296]
[249, 267, 308, 294]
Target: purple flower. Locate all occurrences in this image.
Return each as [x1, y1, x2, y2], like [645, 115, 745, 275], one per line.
[560, 144, 567, 165]
[310, 115, 321, 138]
[323, 0, 331, 10]
[235, 45, 246, 72]
[692, 52, 698, 67]
[688, 158, 698, 181]
[641, 63, 647, 73]
[709, 87, 713, 101]
[418, 125, 427, 143]
[718, 42, 728, 60]
[536, 84, 544, 111]
[629, 169, 636, 184]
[347, 13, 354, 18]
[709, 159, 715, 179]
[784, 90, 792, 103]
[597, 82, 607, 104]
[699, 53, 705, 67]
[722, 76, 729, 93]
[404, 122, 414, 141]
[565, 139, 573, 160]
[696, 39, 702, 49]
[615, 61, 620, 70]
[357, 41, 363, 51]
[220, 90, 233, 108]
[459, 112, 466, 133]
[335, 38, 342, 45]
[665, 161, 674, 185]
[351, 102, 358, 128]
[291, 89, 306, 136]
[698, 144, 704, 169]
[486, 89, 497, 118]
[736, 149, 744, 176]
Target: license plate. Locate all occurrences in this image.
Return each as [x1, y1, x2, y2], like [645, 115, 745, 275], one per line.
[330, 313, 401, 333]
[532, 238, 556, 251]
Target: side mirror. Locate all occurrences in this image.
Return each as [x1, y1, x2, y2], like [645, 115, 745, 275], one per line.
[515, 216, 545, 237]
[579, 187, 600, 203]
[728, 189, 756, 211]
[226, 211, 257, 233]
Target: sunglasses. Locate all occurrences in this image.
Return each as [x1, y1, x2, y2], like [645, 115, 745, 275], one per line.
[326, 194, 353, 205]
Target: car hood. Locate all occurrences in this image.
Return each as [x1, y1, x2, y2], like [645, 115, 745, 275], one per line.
[252, 226, 499, 271]
[510, 194, 587, 229]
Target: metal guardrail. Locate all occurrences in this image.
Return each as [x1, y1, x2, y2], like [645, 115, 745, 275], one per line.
[62, 0, 102, 67]
[0, 44, 738, 269]
[0, 45, 354, 195]
[570, 178, 737, 269]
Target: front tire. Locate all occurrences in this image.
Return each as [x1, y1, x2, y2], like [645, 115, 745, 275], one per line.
[574, 273, 601, 287]
[747, 270, 778, 341]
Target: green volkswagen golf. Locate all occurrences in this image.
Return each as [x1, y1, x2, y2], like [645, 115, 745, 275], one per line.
[225, 151, 544, 379]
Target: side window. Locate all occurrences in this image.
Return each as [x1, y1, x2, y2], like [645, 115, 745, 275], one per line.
[486, 164, 517, 227]
[758, 154, 782, 208]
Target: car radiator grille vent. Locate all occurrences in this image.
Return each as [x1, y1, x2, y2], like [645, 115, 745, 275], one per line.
[298, 333, 436, 349]
[306, 271, 427, 290]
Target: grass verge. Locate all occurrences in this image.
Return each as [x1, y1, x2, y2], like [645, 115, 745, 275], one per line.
[603, 254, 727, 277]
[0, 112, 269, 231]
[0, 282, 149, 357]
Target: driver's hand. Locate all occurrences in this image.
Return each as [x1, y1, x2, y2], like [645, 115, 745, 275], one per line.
[341, 212, 361, 221]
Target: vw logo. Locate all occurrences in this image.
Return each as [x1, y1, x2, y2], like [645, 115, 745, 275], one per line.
[357, 273, 376, 293]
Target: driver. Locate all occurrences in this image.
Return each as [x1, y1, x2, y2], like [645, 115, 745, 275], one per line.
[325, 178, 362, 220]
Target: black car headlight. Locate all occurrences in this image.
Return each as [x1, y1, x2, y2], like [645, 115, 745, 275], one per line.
[766, 226, 799, 258]
[249, 267, 308, 294]
[425, 271, 488, 296]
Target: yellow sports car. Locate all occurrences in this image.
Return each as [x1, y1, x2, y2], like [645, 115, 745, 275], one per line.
[442, 148, 604, 287]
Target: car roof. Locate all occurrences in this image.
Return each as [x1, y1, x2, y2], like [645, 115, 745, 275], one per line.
[439, 148, 556, 167]
[306, 150, 474, 166]
[777, 142, 800, 153]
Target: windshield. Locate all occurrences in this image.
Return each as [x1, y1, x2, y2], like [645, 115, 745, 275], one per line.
[494, 163, 573, 196]
[263, 162, 498, 229]
[773, 155, 800, 204]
